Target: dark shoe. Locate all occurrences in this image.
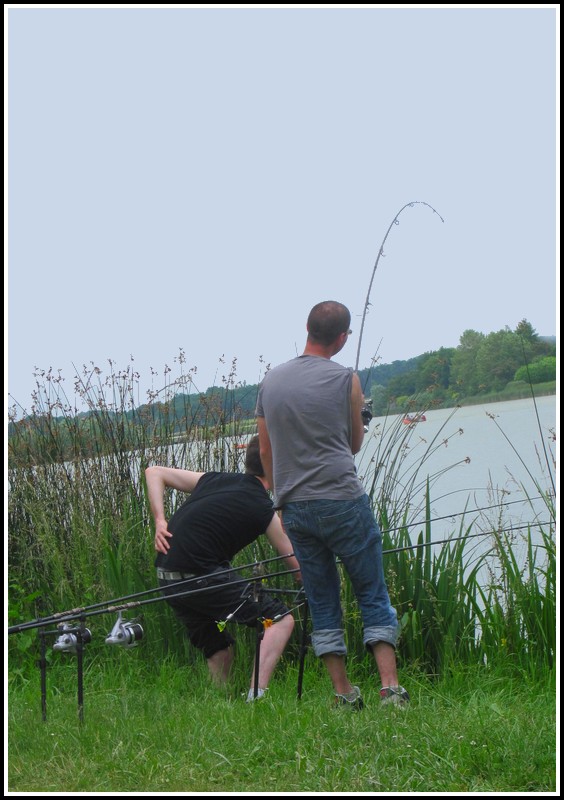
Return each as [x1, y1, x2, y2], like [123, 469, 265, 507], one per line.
[335, 685, 364, 710]
[380, 685, 410, 707]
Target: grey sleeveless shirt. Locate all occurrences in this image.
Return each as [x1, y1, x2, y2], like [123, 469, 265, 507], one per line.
[255, 355, 365, 507]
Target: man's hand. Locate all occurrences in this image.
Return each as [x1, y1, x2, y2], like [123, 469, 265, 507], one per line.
[155, 521, 173, 554]
[361, 403, 373, 431]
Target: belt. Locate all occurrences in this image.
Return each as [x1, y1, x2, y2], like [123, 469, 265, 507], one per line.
[156, 568, 197, 581]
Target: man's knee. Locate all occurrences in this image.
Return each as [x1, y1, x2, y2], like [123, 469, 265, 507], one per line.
[279, 613, 295, 633]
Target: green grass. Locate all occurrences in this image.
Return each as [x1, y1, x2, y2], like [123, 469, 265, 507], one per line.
[7, 660, 556, 793]
[7, 359, 557, 792]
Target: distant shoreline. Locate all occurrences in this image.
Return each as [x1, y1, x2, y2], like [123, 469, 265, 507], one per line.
[380, 383, 556, 416]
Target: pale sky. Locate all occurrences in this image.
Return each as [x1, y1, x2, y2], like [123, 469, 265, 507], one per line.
[6, 5, 558, 417]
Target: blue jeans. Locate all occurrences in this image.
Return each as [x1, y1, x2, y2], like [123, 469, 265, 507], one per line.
[282, 495, 398, 657]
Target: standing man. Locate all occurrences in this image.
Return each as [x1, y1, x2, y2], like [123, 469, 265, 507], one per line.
[146, 435, 300, 702]
[256, 301, 409, 709]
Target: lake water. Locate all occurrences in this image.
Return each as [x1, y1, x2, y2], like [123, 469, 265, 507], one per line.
[355, 395, 556, 561]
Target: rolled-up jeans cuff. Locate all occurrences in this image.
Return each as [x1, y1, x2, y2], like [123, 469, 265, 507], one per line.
[311, 629, 347, 657]
[364, 625, 399, 649]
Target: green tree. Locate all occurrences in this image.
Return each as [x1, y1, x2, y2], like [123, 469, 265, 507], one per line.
[450, 330, 485, 396]
[514, 356, 556, 384]
[475, 328, 525, 391]
[415, 348, 455, 392]
[515, 318, 556, 362]
[515, 318, 539, 344]
[369, 384, 389, 416]
[387, 370, 418, 398]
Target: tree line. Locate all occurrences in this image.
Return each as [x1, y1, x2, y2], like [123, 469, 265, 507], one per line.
[8, 319, 556, 466]
[362, 319, 555, 415]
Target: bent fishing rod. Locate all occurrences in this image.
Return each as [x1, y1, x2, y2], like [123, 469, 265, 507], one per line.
[354, 201, 444, 374]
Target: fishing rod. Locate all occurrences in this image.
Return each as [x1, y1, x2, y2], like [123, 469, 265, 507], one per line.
[8, 565, 302, 635]
[33, 580, 308, 721]
[381, 494, 552, 535]
[354, 201, 444, 374]
[9, 514, 550, 637]
[381, 519, 552, 556]
[9, 490, 553, 634]
[7, 552, 295, 635]
[11, 519, 551, 723]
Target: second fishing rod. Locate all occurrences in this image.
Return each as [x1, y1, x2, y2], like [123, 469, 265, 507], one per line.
[9, 513, 548, 637]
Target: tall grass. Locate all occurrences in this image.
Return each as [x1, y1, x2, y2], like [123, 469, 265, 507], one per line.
[345, 388, 556, 678]
[7, 357, 556, 684]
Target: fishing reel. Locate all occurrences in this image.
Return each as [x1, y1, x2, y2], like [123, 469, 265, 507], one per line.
[105, 611, 144, 648]
[52, 622, 92, 654]
[361, 399, 373, 432]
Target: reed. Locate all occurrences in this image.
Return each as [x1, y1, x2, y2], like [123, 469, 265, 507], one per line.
[7, 356, 556, 683]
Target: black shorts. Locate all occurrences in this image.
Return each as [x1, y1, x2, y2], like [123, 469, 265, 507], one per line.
[158, 567, 290, 659]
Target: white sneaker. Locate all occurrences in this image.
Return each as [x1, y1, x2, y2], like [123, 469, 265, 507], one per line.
[246, 687, 268, 703]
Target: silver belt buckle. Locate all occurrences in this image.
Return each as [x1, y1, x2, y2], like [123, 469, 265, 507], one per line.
[158, 568, 193, 581]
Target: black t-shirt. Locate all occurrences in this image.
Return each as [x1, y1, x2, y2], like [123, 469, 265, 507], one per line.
[154, 472, 275, 574]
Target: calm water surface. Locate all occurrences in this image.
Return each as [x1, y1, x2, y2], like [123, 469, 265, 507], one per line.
[357, 395, 556, 549]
